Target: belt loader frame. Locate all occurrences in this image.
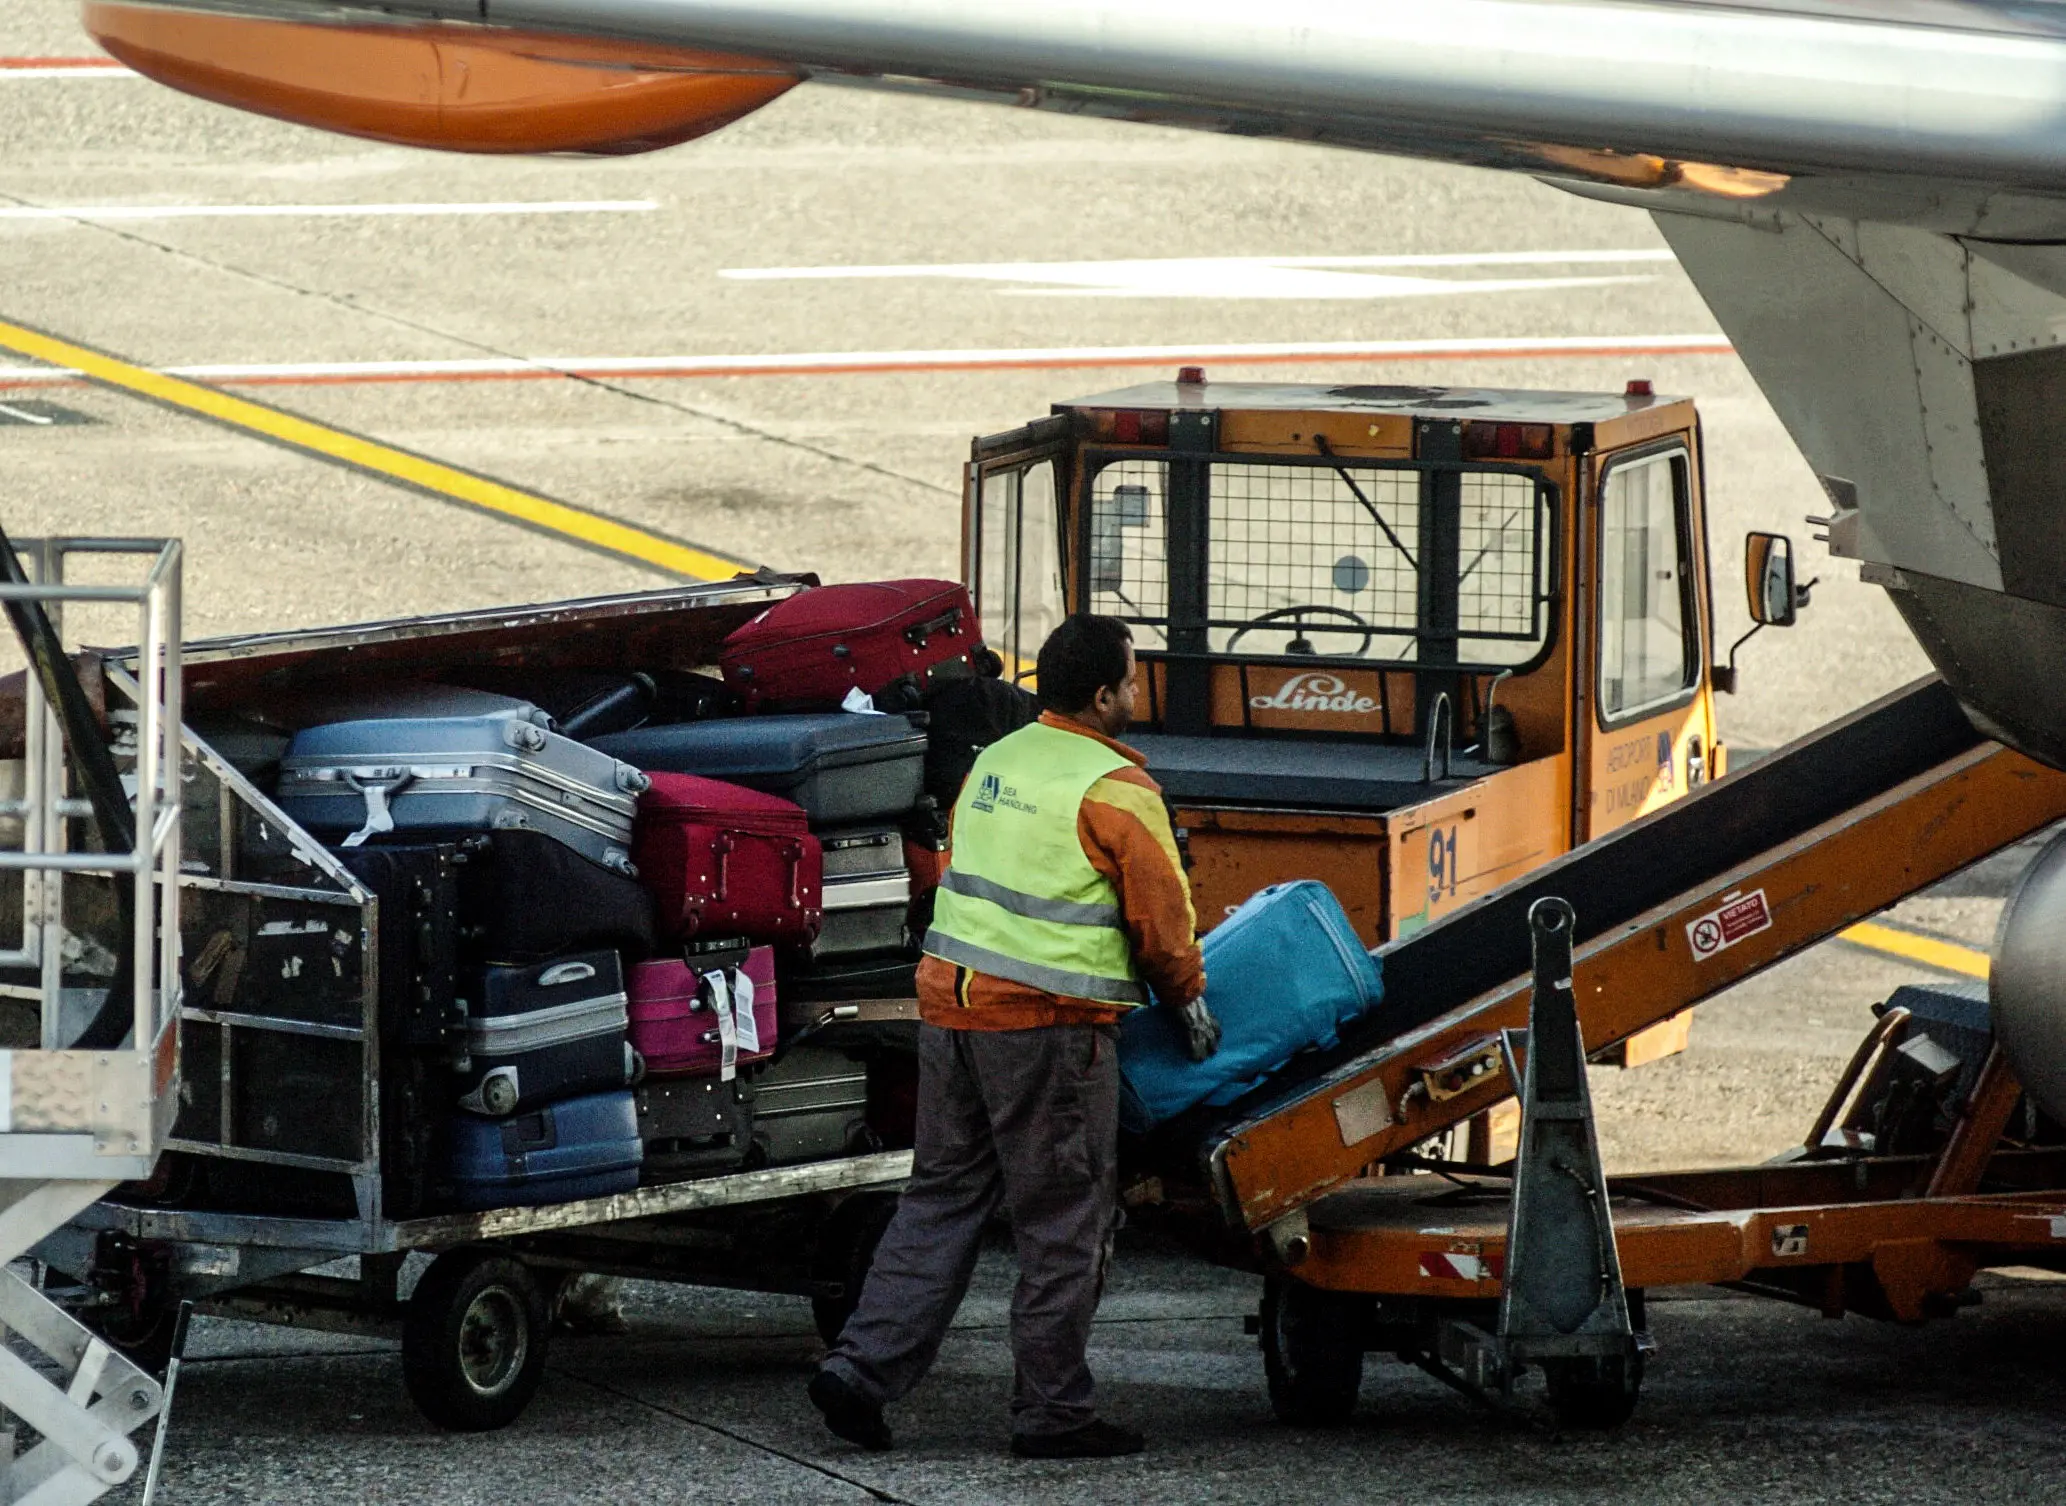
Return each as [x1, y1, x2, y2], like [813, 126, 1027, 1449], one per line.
[1207, 681, 2066, 1425]
[22, 575, 919, 1432]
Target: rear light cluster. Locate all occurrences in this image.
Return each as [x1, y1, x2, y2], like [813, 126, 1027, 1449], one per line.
[1085, 409, 1171, 445]
[1462, 422, 1556, 460]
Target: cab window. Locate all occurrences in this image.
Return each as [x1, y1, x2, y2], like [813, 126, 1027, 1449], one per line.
[1597, 449, 1697, 722]
[974, 460, 1065, 680]
[1084, 459, 1168, 650]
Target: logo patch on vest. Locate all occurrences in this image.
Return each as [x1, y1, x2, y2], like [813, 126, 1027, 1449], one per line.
[969, 771, 1036, 815]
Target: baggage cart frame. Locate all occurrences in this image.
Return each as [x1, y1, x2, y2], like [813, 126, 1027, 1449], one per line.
[20, 576, 920, 1430]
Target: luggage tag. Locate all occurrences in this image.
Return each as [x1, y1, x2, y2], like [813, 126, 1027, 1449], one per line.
[703, 967, 739, 1081]
[730, 968, 760, 1056]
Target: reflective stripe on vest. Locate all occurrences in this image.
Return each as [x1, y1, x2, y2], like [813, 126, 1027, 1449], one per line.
[924, 720, 1144, 1008]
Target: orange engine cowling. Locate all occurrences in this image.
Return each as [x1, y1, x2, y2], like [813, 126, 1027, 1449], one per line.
[82, 1, 799, 155]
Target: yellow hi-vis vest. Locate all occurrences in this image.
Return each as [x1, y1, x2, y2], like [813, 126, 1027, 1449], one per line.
[922, 721, 1147, 1007]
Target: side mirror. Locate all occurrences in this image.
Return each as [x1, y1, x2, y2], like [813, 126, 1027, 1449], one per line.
[1745, 531, 1805, 627]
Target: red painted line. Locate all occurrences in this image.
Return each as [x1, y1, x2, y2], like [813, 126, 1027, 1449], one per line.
[0, 340, 1736, 393]
[0, 57, 118, 69]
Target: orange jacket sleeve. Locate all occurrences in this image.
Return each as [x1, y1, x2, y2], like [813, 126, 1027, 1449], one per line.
[1078, 767, 1207, 1007]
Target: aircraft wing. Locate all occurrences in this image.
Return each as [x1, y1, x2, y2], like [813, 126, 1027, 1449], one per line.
[82, 0, 2066, 764]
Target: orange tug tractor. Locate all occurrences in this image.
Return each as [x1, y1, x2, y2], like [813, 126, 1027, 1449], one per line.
[968, 371, 1750, 1078]
[963, 372, 2066, 1427]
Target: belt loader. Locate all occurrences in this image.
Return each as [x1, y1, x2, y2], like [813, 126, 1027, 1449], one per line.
[1144, 677, 2066, 1426]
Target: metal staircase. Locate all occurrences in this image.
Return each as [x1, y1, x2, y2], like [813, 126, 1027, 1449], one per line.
[0, 538, 182, 1503]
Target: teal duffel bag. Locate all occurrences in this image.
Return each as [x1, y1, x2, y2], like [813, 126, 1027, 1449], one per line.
[1118, 880, 1384, 1131]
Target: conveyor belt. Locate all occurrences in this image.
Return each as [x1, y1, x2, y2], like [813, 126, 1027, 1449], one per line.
[1183, 677, 2066, 1231]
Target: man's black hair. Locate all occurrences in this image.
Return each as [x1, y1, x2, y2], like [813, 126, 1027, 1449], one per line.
[1035, 615, 1134, 713]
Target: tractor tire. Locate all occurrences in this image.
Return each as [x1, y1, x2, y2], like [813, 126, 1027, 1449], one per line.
[1259, 1277, 1365, 1427]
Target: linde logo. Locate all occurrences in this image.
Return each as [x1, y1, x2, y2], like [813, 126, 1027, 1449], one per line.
[1249, 672, 1379, 715]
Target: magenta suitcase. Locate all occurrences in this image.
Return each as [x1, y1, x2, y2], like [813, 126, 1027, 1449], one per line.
[628, 944, 778, 1081]
[718, 579, 978, 708]
[632, 772, 824, 944]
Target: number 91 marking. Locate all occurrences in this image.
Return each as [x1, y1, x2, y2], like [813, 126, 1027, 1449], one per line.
[1427, 824, 1460, 902]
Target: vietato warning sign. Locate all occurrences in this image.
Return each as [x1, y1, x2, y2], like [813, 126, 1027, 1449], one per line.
[1686, 888, 1773, 961]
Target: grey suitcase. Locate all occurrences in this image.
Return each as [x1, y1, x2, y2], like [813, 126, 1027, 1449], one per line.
[751, 1043, 873, 1164]
[277, 713, 648, 875]
[591, 714, 925, 826]
[813, 826, 913, 961]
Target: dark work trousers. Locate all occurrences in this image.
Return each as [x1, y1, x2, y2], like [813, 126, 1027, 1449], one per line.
[822, 1020, 1120, 1437]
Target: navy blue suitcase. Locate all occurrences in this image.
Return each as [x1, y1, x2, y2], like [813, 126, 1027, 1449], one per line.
[591, 714, 925, 826]
[445, 1090, 643, 1210]
[457, 951, 633, 1116]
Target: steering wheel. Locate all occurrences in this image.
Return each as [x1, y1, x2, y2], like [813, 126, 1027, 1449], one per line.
[1223, 605, 1376, 657]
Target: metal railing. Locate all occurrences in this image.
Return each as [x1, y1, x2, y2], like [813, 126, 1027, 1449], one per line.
[0, 537, 181, 1167]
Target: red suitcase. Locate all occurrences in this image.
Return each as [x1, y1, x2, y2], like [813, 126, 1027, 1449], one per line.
[719, 579, 979, 708]
[628, 944, 779, 1081]
[632, 772, 824, 944]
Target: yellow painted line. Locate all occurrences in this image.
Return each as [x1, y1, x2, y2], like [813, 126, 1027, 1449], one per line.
[0, 317, 755, 581]
[1839, 920, 1990, 980]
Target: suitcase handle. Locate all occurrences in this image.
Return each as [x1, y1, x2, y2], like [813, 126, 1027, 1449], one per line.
[781, 839, 806, 910]
[903, 605, 963, 648]
[341, 770, 413, 848]
[538, 960, 597, 988]
[712, 831, 734, 903]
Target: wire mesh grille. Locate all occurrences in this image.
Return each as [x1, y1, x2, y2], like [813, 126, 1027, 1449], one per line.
[1457, 473, 1549, 666]
[1086, 459, 1169, 650]
[1208, 463, 1422, 657]
[1081, 454, 1551, 668]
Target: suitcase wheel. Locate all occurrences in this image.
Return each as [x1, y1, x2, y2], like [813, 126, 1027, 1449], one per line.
[402, 1248, 551, 1432]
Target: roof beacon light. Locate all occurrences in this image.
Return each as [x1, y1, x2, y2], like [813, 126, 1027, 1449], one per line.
[1177, 366, 1207, 385]
[1626, 378, 1655, 397]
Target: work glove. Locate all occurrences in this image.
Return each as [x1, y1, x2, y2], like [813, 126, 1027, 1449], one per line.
[1179, 996, 1223, 1062]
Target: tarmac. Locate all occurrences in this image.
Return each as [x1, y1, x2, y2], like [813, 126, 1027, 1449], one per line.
[1, 1, 2054, 1500]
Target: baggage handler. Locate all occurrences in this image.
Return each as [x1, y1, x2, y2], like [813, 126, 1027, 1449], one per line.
[809, 614, 1221, 1459]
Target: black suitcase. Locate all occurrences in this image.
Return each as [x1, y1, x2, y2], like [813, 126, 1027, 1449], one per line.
[920, 674, 1040, 807]
[458, 951, 633, 1115]
[635, 1074, 754, 1182]
[779, 955, 919, 1011]
[334, 843, 465, 1049]
[457, 828, 658, 965]
[813, 826, 913, 961]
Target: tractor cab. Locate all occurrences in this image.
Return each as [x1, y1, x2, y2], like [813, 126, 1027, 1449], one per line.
[966, 374, 1760, 1031]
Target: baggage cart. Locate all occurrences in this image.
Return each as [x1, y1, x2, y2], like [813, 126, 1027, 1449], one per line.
[24, 575, 918, 1432]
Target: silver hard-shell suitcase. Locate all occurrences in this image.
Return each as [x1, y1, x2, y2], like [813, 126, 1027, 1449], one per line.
[277, 713, 649, 874]
[812, 826, 913, 961]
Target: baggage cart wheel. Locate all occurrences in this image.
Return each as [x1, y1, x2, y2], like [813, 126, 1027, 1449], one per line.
[403, 1248, 550, 1432]
[1259, 1277, 1365, 1427]
[810, 1193, 900, 1346]
[1541, 1352, 1643, 1430]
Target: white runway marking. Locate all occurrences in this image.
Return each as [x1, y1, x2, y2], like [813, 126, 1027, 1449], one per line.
[721, 250, 1675, 300]
[0, 333, 1732, 389]
[0, 200, 658, 222]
